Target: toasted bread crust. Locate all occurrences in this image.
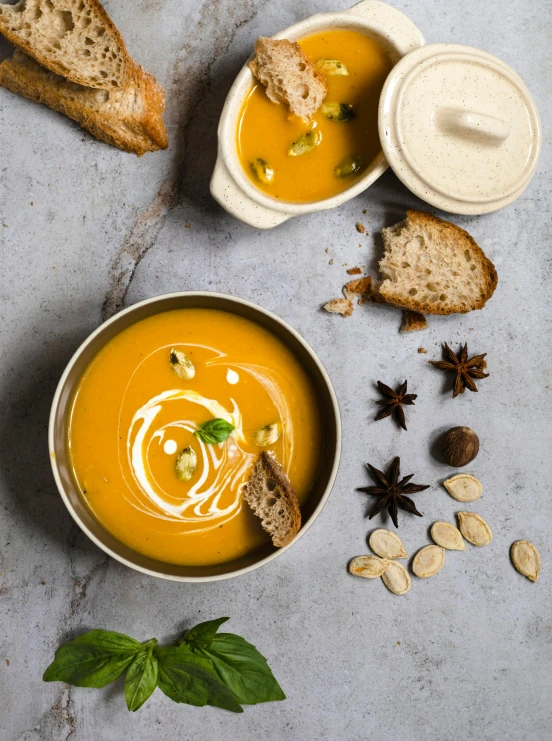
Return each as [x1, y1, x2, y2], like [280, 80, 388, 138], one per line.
[243, 452, 301, 548]
[0, 52, 167, 155]
[380, 211, 498, 315]
[0, 0, 131, 89]
[400, 310, 429, 333]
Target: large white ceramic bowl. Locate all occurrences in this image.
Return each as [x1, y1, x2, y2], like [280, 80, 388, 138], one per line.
[210, 0, 424, 229]
[49, 292, 341, 582]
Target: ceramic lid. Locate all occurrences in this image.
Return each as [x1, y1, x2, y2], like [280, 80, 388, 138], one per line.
[379, 43, 541, 215]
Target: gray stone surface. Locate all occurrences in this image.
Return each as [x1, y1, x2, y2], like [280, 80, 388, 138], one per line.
[0, 0, 551, 738]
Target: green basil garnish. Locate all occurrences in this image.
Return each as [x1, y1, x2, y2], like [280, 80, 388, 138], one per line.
[124, 640, 159, 711]
[42, 630, 142, 688]
[194, 418, 235, 444]
[43, 618, 284, 712]
[180, 617, 286, 705]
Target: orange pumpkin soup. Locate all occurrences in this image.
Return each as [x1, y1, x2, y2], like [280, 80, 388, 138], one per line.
[237, 29, 392, 203]
[67, 309, 321, 566]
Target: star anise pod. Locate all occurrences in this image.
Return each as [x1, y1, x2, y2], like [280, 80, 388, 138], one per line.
[356, 457, 429, 528]
[429, 343, 489, 398]
[374, 380, 417, 430]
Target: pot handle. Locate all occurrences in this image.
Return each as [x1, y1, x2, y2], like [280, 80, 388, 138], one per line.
[345, 0, 424, 55]
[210, 157, 291, 230]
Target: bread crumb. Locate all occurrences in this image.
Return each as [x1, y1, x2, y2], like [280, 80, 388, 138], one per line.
[418, 347, 427, 354]
[355, 222, 365, 234]
[5, 659, 9, 666]
[343, 276, 373, 301]
[329, 259, 334, 265]
[185, 224, 191, 228]
[30, 202, 33, 206]
[362, 209, 367, 214]
[396, 641, 401, 646]
[324, 299, 354, 317]
[347, 267, 362, 275]
[2, 223, 7, 228]
[400, 310, 429, 333]
[325, 248, 329, 253]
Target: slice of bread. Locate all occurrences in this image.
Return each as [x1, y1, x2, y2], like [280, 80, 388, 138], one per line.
[243, 451, 301, 548]
[379, 211, 498, 315]
[249, 37, 326, 120]
[0, 0, 130, 90]
[0, 50, 167, 155]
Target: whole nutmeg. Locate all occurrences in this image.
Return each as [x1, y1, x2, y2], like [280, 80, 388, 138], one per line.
[442, 426, 479, 467]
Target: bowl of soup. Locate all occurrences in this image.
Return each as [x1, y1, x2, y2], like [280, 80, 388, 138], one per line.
[49, 293, 341, 581]
[211, 0, 424, 228]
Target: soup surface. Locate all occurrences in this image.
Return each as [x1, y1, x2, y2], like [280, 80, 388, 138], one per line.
[237, 29, 392, 203]
[67, 309, 321, 566]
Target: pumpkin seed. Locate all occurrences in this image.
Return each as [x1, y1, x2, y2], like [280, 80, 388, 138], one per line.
[253, 423, 280, 447]
[288, 129, 321, 156]
[170, 349, 195, 380]
[250, 158, 274, 184]
[457, 511, 492, 546]
[175, 446, 197, 482]
[334, 154, 361, 178]
[315, 58, 349, 76]
[381, 561, 411, 595]
[412, 545, 446, 577]
[511, 540, 541, 582]
[321, 102, 355, 121]
[430, 521, 465, 551]
[348, 555, 390, 579]
[369, 529, 408, 559]
[443, 473, 482, 502]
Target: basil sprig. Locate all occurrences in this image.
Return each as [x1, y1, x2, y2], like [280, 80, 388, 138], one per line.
[194, 418, 235, 444]
[43, 618, 285, 712]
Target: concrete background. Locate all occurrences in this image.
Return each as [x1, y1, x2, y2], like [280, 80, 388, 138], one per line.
[0, 0, 550, 739]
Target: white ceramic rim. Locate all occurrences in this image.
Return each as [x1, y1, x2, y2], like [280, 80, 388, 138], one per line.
[217, 2, 424, 216]
[48, 292, 342, 582]
[379, 43, 543, 215]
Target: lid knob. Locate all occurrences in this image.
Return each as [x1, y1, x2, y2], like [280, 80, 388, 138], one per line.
[436, 108, 511, 144]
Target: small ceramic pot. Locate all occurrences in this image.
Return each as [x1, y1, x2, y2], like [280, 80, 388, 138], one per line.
[49, 293, 341, 582]
[210, 0, 424, 229]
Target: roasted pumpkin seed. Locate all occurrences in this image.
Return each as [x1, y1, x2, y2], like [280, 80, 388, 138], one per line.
[334, 154, 361, 178]
[288, 129, 321, 156]
[250, 158, 274, 184]
[511, 540, 541, 582]
[348, 555, 390, 579]
[369, 529, 408, 559]
[412, 545, 446, 577]
[321, 102, 355, 121]
[443, 474, 482, 502]
[430, 521, 465, 551]
[315, 58, 349, 76]
[175, 446, 197, 482]
[457, 511, 492, 546]
[381, 561, 411, 595]
[253, 423, 280, 447]
[170, 348, 195, 380]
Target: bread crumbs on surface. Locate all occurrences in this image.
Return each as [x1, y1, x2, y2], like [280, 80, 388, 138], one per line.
[362, 209, 367, 214]
[325, 247, 329, 253]
[5, 659, 9, 666]
[185, 224, 191, 228]
[329, 259, 334, 265]
[418, 348, 427, 353]
[324, 298, 354, 317]
[397, 641, 401, 646]
[355, 222, 366, 234]
[347, 266, 362, 275]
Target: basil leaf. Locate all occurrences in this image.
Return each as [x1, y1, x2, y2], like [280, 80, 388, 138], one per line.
[194, 418, 234, 444]
[157, 646, 243, 713]
[180, 617, 230, 648]
[43, 630, 142, 688]
[195, 633, 286, 705]
[125, 641, 159, 711]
